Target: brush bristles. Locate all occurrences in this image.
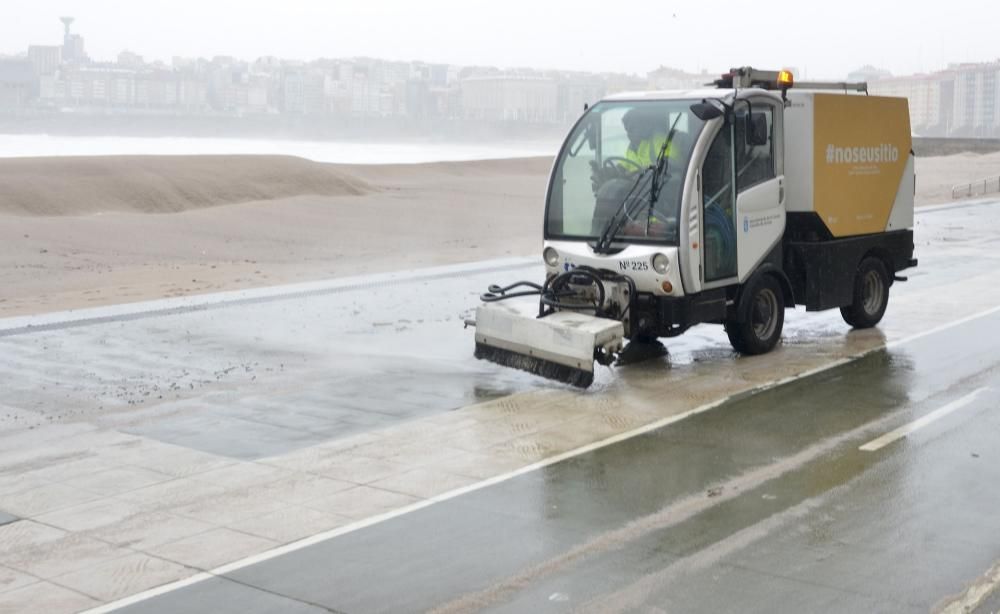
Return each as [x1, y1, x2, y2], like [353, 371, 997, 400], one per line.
[475, 342, 594, 388]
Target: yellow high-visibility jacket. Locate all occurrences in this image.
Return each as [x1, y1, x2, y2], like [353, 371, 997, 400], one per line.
[624, 133, 674, 169]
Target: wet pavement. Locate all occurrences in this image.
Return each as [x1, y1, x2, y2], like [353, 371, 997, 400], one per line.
[1, 200, 1000, 612]
[117, 314, 1000, 613]
[0, 259, 547, 459]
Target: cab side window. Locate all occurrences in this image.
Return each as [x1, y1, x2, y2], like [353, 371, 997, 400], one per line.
[702, 123, 737, 281]
[702, 126, 733, 216]
[735, 106, 775, 192]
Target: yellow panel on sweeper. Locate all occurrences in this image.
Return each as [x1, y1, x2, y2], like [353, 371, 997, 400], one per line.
[813, 94, 911, 237]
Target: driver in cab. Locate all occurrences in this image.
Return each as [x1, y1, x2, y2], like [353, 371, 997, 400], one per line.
[590, 107, 679, 237]
[622, 107, 673, 170]
[591, 107, 678, 189]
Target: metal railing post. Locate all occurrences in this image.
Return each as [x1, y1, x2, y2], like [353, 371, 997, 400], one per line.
[950, 175, 1000, 201]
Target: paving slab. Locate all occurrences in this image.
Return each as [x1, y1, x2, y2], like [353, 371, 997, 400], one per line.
[0, 564, 37, 595]
[0, 580, 99, 614]
[241, 472, 357, 506]
[0, 472, 52, 499]
[0, 520, 68, 554]
[84, 511, 216, 552]
[227, 506, 352, 545]
[97, 440, 235, 478]
[187, 462, 295, 490]
[114, 477, 231, 509]
[33, 498, 148, 533]
[368, 467, 481, 499]
[2, 532, 131, 580]
[52, 552, 192, 602]
[146, 528, 278, 570]
[283, 452, 413, 484]
[56, 466, 175, 497]
[0, 482, 103, 518]
[302, 485, 421, 520]
[167, 486, 293, 526]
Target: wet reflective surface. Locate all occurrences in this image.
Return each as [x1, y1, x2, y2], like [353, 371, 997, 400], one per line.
[122, 314, 1000, 613]
[0, 262, 551, 458]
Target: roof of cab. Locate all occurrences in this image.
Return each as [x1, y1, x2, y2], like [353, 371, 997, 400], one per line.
[600, 87, 782, 103]
[602, 88, 731, 102]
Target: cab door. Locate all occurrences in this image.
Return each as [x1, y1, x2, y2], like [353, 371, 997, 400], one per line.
[700, 120, 738, 286]
[734, 98, 785, 281]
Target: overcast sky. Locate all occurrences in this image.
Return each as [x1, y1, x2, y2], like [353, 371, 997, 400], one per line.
[4, 1, 998, 78]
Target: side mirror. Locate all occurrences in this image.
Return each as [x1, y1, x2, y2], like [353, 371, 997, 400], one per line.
[690, 100, 724, 121]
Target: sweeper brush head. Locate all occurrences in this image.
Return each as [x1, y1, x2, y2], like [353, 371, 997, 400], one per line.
[474, 342, 594, 389]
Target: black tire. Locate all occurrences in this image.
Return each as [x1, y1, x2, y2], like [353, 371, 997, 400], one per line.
[726, 275, 785, 355]
[724, 322, 747, 354]
[841, 257, 890, 329]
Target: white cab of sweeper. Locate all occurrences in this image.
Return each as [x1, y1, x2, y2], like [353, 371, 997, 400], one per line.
[472, 67, 916, 388]
[541, 86, 790, 299]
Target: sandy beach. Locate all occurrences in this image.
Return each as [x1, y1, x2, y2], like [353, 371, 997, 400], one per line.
[0, 152, 996, 318]
[0, 155, 551, 317]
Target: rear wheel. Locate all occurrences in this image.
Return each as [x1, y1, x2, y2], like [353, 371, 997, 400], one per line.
[841, 257, 889, 329]
[726, 275, 784, 355]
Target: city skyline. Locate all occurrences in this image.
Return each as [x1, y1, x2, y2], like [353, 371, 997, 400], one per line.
[4, 1, 999, 79]
[3, 13, 998, 84]
[2, 13, 1000, 139]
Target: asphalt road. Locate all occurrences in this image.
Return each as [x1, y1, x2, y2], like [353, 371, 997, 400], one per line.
[113, 205, 1000, 612]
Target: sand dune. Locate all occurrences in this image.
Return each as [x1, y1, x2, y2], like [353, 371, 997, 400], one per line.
[0, 155, 374, 216]
[0, 155, 553, 317]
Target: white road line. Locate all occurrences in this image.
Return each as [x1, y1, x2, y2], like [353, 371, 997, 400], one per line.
[81, 300, 1000, 614]
[859, 387, 989, 452]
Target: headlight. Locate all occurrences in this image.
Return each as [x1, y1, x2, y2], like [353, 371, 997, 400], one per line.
[543, 247, 559, 267]
[652, 253, 669, 274]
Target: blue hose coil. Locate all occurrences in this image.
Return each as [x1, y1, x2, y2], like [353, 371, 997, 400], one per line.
[705, 203, 736, 266]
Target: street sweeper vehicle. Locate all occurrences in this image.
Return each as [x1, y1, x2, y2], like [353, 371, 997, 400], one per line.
[470, 67, 917, 388]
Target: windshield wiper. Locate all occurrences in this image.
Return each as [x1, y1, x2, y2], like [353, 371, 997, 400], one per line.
[594, 166, 654, 253]
[642, 114, 684, 228]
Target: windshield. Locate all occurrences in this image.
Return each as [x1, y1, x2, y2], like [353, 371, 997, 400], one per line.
[545, 100, 706, 246]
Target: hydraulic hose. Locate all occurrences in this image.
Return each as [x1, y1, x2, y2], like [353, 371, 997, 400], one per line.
[480, 281, 545, 302]
[480, 266, 635, 322]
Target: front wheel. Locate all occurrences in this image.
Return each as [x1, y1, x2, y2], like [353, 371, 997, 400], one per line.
[726, 275, 785, 355]
[841, 257, 889, 329]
